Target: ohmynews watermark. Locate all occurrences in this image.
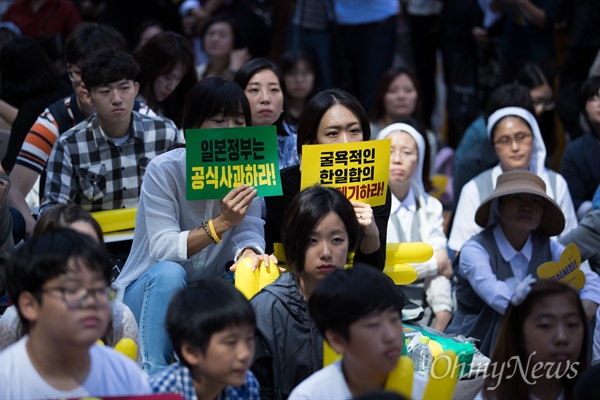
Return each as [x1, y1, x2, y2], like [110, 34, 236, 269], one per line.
[429, 352, 579, 390]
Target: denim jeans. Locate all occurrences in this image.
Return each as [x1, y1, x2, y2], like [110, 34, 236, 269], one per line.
[123, 261, 186, 375]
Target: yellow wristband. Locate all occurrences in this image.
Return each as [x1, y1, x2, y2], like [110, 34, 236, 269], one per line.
[208, 219, 222, 243]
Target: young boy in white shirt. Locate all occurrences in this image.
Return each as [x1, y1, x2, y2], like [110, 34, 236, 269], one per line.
[289, 265, 428, 399]
[0, 228, 150, 399]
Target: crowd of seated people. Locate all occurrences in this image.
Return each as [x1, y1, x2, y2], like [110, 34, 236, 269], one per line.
[1, 1, 600, 399]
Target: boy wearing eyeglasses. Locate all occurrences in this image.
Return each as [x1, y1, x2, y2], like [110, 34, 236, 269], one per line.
[0, 228, 150, 399]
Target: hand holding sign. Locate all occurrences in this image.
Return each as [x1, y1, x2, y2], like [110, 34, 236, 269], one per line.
[219, 184, 257, 228]
[537, 243, 585, 290]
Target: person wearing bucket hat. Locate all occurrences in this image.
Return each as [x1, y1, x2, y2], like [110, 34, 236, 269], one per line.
[377, 122, 453, 331]
[445, 170, 600, 357]
[448, 106, 577, 254]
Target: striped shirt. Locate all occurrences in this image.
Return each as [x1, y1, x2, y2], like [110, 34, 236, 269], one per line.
[39, 111, 178, 214]
[15, 94, 154, 175]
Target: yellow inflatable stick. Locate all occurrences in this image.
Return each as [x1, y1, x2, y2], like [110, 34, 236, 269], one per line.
[258, 261, 280, 289]
[323, 340, 342, 367]
[114, 337, 138, 361]
[422, 350, 459, 400]
[385, 355, 414, 399]
[383, 263, 419, 285]
[91, 208, 137, 233]
[429, 175, 449, 201]
[235, 258, 281, 299]
[386, 243, 433, 265]
[235, 257, 260, 299]
[537, 243, 586, 290]
[96, 339, 104, 346]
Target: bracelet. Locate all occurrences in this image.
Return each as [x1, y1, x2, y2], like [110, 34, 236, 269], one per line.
[207, 219, 222, 243]
[200, 221, 217, 244]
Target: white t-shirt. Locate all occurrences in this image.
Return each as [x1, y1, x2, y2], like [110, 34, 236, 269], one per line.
[0, 336, 151, 399]
[289, 359, 428, 399]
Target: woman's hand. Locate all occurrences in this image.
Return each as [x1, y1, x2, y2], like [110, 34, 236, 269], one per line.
[230, 250, 282, 272]
[351, 201, 378, 237]
[351, 201, 380, 255]
[215, 184, 257, 230]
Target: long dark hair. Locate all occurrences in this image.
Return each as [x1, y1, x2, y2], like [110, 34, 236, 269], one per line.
[369, 66, 422, 125]
[296, 88, 371, 156]
[134, 31, 197, 128]
[234, 58, 288, 136]
[483, 280, 588, 400]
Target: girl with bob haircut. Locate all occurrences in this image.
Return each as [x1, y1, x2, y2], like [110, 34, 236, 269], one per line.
[115, 76, 273, 375]
[251, 185, 360, 399]
[234, 58, 299, 170]
[134, 31, 198, 128]
[482, 279, 589, 400]
[446, 170, 600, 356]
[265, 88, 389, 271]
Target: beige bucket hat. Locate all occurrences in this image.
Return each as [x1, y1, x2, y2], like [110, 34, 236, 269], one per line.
[474, 170, 565, 236]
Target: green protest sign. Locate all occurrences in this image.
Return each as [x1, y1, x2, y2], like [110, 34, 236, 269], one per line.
[186, 126, 282, 200]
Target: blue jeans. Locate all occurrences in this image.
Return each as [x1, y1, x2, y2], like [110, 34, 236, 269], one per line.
[123, 261, 187, 375]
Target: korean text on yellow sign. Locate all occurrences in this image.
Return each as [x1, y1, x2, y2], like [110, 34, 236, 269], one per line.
[300, 140, 390, 206]
[185, 126, 282, 200]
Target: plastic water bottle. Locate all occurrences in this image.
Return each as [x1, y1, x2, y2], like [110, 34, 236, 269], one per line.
[410, 336, 433, 376]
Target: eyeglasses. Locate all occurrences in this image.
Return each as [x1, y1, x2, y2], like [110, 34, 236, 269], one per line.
[390, 149, 417, 159]
[67, 64, 82, 82]
[494, 132, 532, 147]
[40, 286, 115, 309]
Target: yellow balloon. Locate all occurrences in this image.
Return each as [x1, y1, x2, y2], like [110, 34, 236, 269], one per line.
[422, 350, 459, 400]
[323, 340, 342, 367]
[385, 355, 414, 399]
[234, 257, 260, 299]
[383, 264, 419, 285]
[91, 208, 137, 233]
[114, 337, 138, 361]
[386, 242, 433, 264]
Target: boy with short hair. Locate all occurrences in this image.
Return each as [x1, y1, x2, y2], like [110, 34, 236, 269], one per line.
[39, 48, 178, 215]
[7, 22, 156, 238]
[289, 265, 427, 399]
[150, 279, 260, 400]
[0, 228, 150, 398]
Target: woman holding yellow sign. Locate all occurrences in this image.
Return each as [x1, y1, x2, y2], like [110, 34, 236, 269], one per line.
[114, 76, 275, 375]
[446, 170, 600, 357]
[264, 88, 390, 271]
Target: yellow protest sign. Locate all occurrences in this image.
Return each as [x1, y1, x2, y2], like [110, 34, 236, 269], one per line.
[537, 243, 586, 290]
[300, 140, 390, 206]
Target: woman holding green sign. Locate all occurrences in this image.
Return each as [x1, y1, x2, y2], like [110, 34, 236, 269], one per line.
[265, 88, 390, 271]
[115, 76, 275, 375]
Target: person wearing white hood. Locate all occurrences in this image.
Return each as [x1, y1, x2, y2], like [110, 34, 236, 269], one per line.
[377, 122, 453, 331]
[448, 107, 577, 254]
